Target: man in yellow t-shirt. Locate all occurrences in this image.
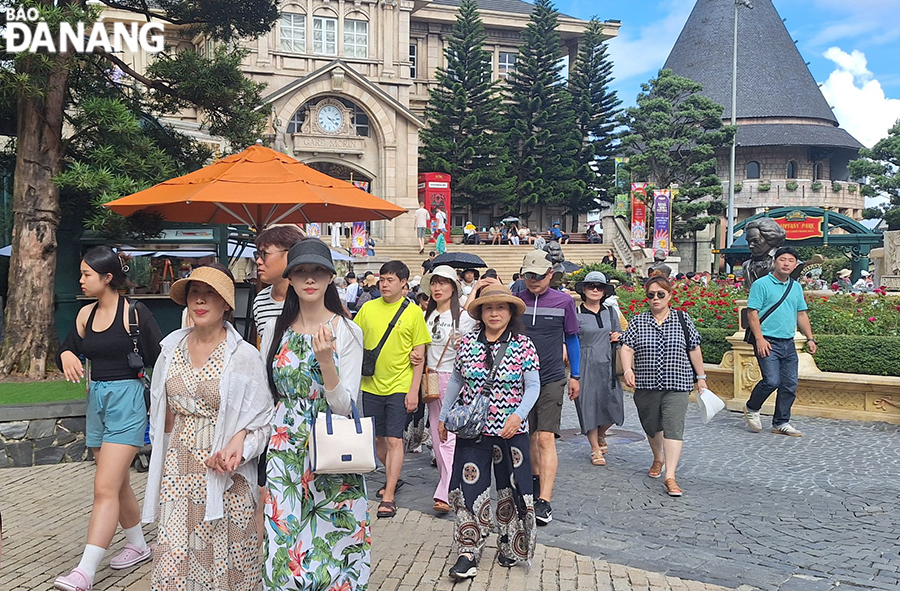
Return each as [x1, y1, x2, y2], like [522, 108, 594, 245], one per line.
[354, 260, 430, 518]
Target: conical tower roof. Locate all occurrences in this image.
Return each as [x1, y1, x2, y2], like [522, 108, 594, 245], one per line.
[664, 0, 835, 123]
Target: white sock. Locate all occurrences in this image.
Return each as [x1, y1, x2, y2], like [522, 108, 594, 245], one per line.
[122, 524, 149, 551]
[76, 544, 106, 578]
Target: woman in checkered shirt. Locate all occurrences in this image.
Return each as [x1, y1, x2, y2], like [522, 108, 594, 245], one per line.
[619, 277, 708, 498]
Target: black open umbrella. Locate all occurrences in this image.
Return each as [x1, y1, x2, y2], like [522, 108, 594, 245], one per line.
[432, 252, 487, 269]
[561, 260, 582, 274]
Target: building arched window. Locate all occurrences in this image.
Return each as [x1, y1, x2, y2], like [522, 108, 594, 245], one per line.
[787, 161, 798, 179]
[746, 161, 760, 179]
[344, 14, 368, 58]
[313, 10, 338, 55]
[280, 12, 306, 52]
[814, 162, 823, 181]
[286, 108, 305, 133]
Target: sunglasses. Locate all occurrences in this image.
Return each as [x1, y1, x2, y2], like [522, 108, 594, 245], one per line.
[524, 272, 548, 281]
[254, 248, 288, 262]
[583, 283, 607, 291]
[646, 291, 669, 300]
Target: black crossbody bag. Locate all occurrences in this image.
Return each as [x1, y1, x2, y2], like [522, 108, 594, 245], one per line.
[361, 299, 410, 376]
[742, 279, 795, 350]
[126, 300, 152, 411]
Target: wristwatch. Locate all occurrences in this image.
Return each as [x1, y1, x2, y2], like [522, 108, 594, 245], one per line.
[696, 374, 708, 380]
[571, 375, 581, 380]
[807, 338, 816, 343]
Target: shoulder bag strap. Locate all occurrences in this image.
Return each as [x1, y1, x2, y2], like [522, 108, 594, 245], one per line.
[127, 299, 140, 354]
[676, 310, 691, 354]
[758, 278, 795, 325]
[479, 341, 510, 397]
[371, 298, 409, 356]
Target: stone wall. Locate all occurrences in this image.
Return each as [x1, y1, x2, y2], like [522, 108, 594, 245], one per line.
[0, 401, 89, 468]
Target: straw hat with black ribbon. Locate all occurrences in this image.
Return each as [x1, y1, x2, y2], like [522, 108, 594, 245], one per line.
[469, 284, 526, 318]
[169, 266, 236, 310]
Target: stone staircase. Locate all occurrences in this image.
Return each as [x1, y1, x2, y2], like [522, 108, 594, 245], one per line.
[368, 242, 611, 282]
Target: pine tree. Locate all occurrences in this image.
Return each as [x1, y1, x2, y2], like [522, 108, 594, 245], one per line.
[569, 18, 621, 214]
[419, 0, 512, 214]
[619, 69, 735, 237]
[505, 0, 582, 218]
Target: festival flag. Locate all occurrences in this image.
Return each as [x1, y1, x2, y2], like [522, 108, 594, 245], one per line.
[614, 192, 630, 218]
[652, 190, 671, 256]
[306, 223, 321, 237]
[630, 183, 648, 248]
[351, 222, 367, 257]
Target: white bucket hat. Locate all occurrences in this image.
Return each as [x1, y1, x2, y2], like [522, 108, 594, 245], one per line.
[420, 265, 461, 297]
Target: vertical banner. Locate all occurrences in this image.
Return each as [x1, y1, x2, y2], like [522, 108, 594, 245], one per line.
[306, 223, 321, 237]
[614, 192, 630, 218]
[351, 222, 367, 257]
[614, 156, 629, 191]
[652, 190, 671, 256]
[630, 182, 648, 248]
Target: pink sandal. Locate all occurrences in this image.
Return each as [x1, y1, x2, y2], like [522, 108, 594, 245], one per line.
[110, 543, 152, 569]
[54, 568, 93, 591]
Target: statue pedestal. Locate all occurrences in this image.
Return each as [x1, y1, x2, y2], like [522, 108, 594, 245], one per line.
[723, 330, 815, 414]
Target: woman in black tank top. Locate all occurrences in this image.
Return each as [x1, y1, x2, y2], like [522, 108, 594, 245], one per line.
[54, 247, 162, 591]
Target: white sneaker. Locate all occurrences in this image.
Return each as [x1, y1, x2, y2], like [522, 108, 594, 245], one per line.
[772, 423, 803, 437]
[743, 405, 762, 432]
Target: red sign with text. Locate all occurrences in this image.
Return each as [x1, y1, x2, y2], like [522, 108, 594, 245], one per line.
[773, 213, 824, 241]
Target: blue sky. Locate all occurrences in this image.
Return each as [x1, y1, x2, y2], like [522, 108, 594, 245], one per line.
[555, 0, 900, 148]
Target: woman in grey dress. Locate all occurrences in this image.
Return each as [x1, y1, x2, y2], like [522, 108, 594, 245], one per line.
[574, 272, 624, 466]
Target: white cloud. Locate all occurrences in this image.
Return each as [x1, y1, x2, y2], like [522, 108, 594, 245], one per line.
[606, 0, 693, 92]
[819, 47, 900, 148]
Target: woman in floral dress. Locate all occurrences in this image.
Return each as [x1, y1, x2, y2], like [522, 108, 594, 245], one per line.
[260, 238, 369, 590]
[142, 264, 273, 591]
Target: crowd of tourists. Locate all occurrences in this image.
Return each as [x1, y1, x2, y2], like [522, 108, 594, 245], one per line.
[48, 225, 815, 590]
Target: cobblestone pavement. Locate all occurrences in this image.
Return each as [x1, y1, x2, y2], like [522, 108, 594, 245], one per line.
[393, 396, 900, 591]
[0, 464, 735, 591]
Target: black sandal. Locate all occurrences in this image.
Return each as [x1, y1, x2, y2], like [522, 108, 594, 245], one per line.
[377, 500, 397, 518]
[376, 479, 405, 498]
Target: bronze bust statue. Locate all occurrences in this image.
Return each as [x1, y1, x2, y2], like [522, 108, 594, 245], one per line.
[742, 218, 786, 289]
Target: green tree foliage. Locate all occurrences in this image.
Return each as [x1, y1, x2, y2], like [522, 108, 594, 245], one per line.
[849, 120, 900, 230]
[619, 69, 735, 237]
[418, 0, 512, 212]
[505, 0, 582, 217]
[568, 18, 621, 215]
[0, 0, 277, 377]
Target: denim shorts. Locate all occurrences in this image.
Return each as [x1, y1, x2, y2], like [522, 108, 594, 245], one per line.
[86, 379, 147, 448]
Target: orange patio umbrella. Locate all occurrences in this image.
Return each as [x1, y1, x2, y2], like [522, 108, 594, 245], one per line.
[104, 144, 407, 230]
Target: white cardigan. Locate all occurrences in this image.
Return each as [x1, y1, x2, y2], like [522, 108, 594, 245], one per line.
[259, 314, 364, 416]
[141, 323, 275, 523]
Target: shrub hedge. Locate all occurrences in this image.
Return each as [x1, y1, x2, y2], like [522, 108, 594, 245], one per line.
[813, 335, 900, 376]
[697, 328, 733, 365]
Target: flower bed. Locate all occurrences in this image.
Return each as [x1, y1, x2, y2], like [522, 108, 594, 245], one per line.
[615, 281, 900, 375]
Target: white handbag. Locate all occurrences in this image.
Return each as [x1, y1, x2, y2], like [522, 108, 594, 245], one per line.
[309, 399, 377, 474]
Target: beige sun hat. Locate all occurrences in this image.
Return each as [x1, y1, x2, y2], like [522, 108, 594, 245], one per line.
[169, 266, 236, 310]
[420, 265, 461, 297]
[469, 284, 526, 317]
[838, 268, 852, 278]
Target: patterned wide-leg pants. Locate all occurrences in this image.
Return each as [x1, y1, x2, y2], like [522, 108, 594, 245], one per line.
[447, 433, 536, 565]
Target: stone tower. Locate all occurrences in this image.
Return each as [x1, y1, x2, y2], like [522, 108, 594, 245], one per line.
[664, 0, 864, 223]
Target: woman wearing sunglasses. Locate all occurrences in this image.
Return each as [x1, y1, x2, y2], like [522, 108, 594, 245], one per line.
[573, 272, 624, 466]
[619, 277, 707, 497]
[418, 265, 476, 514]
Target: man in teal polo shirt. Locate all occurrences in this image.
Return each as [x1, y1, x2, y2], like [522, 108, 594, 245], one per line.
[743, 247, 817, 437]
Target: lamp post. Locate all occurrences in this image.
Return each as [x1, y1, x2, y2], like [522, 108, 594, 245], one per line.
[727, 0, 753, 248]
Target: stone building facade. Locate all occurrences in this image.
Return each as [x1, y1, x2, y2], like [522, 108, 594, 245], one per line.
[102, 1, 618, 242]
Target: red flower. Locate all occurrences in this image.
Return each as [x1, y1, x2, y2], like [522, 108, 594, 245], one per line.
[288, 542, 306, 576]
[330, 583, 352, 591]
[868, 316, 876, 322]
[276, 343, 291, 368]
[270, 426, 289, 449]
[697, 318, 704, 322]
[727, 324, 734, 328]
[352, 520, 368, 542]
